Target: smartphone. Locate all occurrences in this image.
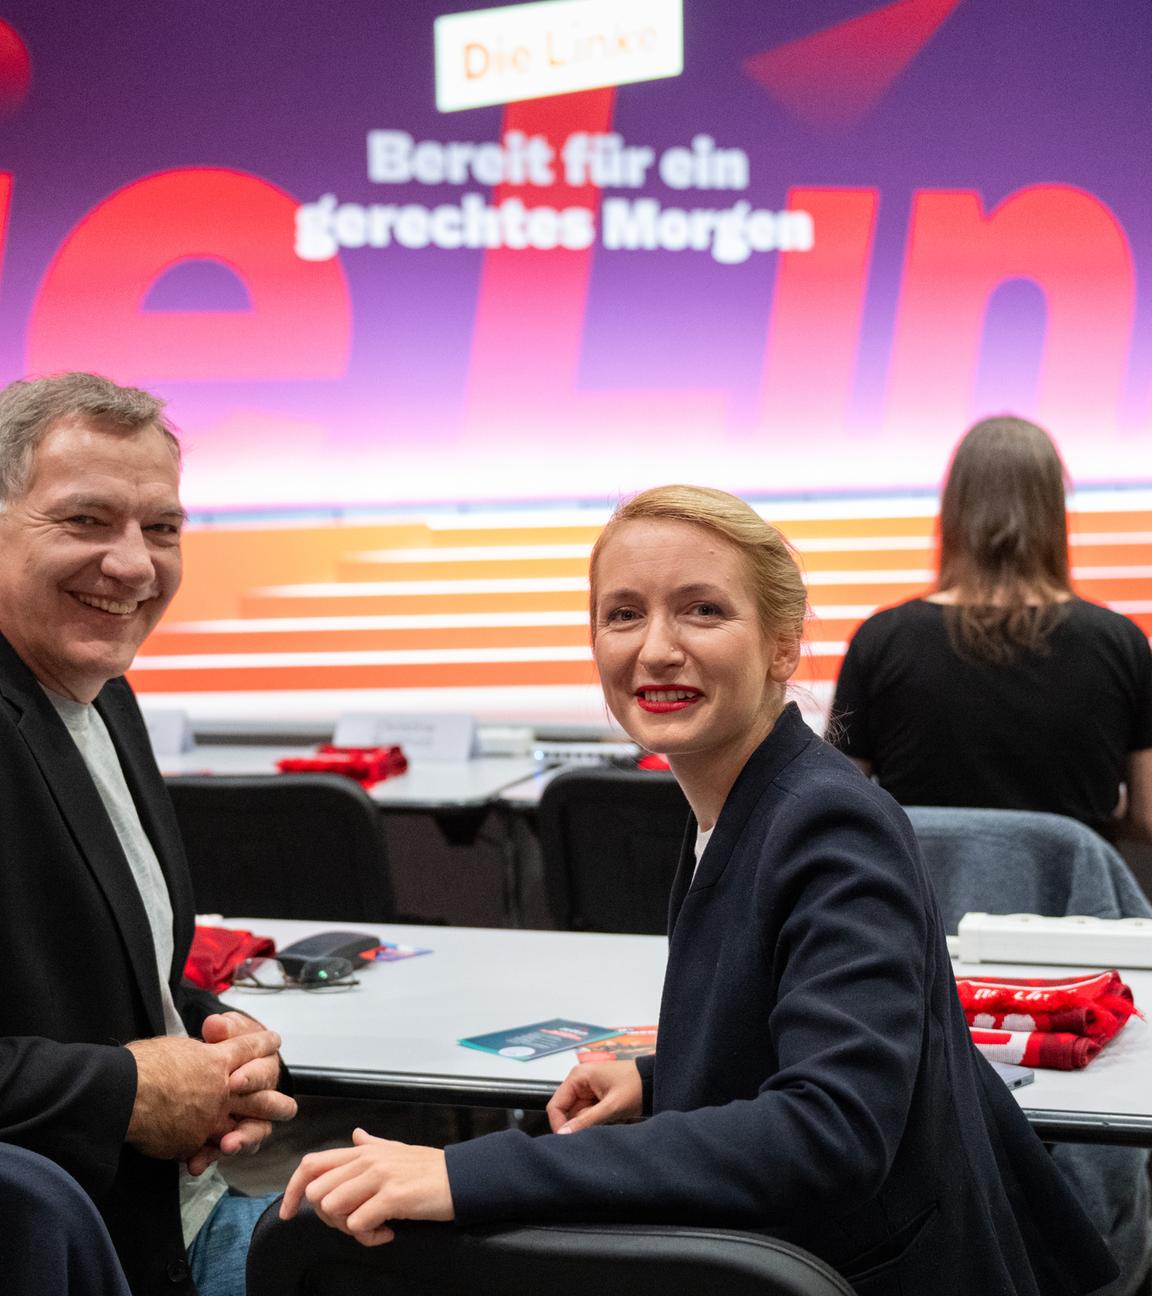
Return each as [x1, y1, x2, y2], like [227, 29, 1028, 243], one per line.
[990, 1061, 1035, 1090]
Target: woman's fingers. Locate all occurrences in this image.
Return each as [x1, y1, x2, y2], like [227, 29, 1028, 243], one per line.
[549, 1061, 645, 1133]
[314, 1169, 387, 1224]
[555, 1099, 615, 1134]
[546, 1072, 595, 1131]
[351, 1224, 397, 1247]
[283, 1135, 453, 1235]
[281, 1146, 362, 1218]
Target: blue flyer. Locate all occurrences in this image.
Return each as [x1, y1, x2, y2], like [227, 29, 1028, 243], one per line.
[459, 1018, 618, 1061]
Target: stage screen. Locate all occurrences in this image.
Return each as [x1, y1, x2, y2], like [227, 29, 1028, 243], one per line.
[0, 1, 1148, 722]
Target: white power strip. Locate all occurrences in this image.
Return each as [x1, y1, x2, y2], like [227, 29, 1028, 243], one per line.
[957, 912, 1152, 969]
[531, 741, 640, 765]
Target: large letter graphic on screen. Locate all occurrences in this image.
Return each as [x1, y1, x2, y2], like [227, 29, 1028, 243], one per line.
[466, 93, 724, 449]
[0, 173, 11, 288]
[27, 169, 351, 380]
[886, 185, 1135, 442]
[759, 188, 878, 436]
[467, 89, 613, 427]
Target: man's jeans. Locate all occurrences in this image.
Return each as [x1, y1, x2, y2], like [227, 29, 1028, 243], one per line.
[187, 1189, 279, 1296]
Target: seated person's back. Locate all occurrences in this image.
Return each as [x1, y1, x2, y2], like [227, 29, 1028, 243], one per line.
[829, 416, 1152, 841]
[830, 594, 1151, 834]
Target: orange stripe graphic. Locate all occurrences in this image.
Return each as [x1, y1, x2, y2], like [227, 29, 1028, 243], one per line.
[133, 508, 1152, 696]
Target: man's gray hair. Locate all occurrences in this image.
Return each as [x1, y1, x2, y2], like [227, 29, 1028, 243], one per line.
[0, 372, 181, 508]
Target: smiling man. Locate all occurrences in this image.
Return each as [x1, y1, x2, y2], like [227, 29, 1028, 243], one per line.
[0, 386, 185, 700]
[0, 373, 296, 1296]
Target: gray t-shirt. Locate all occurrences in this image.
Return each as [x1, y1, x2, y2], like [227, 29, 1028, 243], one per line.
[47, 691, 226, 1245]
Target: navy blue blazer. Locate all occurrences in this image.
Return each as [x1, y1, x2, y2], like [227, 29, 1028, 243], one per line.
[447, 704, 1117, 1295]
[0, 1143, 132, 1295]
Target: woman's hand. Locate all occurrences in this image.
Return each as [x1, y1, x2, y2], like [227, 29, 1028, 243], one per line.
[280, 1129, 453, 1246]
[546, 1060, 644, 1134]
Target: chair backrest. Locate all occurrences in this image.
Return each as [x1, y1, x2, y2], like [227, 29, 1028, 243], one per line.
[166, 773, 397, 922]
[246, 1209, 857, 1296]
[537, 767, 691, 932]
[904, 806, 1152, 930]
[0, 1144, 131, 1296]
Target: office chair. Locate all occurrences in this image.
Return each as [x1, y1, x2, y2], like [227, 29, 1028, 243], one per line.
[536, 767, 691, 933]
[0, 1144, 132, 1295]
[904, 806, 1152, 932]
[166, 773, 398, 922]
[906, 806, 1152, 1296]
[246, 1208, 857, 1296]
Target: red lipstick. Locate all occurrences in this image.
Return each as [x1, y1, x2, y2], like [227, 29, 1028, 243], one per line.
[635, 685, 702, 714]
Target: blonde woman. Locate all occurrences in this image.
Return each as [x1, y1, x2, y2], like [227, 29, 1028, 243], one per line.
[283, 485, 1116, 1296]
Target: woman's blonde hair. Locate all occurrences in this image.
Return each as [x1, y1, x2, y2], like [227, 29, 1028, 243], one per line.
[589, 484, 808, 644]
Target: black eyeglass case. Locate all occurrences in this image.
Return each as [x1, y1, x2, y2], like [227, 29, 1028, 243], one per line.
[276, 930, 380, 977]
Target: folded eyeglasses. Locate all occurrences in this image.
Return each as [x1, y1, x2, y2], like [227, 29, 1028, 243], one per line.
[233, 955, 359, 992]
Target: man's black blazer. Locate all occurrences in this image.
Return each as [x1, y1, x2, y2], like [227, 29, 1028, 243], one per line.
[0, 631, 220, 1296]
[446, 704, 1117, 1295]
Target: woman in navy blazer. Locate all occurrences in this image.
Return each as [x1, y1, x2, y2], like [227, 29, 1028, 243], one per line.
[283, 485, 1117, 1295]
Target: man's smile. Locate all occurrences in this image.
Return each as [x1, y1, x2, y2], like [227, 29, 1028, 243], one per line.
[70, 591, 144, 616]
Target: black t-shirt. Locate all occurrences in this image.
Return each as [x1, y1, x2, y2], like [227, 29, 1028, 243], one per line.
[828, 598, 1152, 833]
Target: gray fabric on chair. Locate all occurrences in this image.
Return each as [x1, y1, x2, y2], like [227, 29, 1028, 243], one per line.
[906, 806, 1152, 1296]
[904, 807, 1152, 929]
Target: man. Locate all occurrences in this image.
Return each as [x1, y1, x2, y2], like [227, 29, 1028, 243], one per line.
[0, 373, 297, 1295]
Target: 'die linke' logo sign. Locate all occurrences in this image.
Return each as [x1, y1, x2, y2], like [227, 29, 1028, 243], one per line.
[294, 130, 814, 267]
[463, 22, 652, 75]
[433, 0, 685, 113]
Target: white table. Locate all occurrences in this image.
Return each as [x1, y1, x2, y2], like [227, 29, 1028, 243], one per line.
[161, 749, 545, 809]
[495, 766, 569, 806]
[368, 758, 544, 810]
[219, 919, 1152, 1145]
[159, 744, 314, 777]
[221, 919, 665, 1107]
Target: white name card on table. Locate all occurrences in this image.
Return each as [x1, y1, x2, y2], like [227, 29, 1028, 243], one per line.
[142, 708, 195, 756]
[333, 712, 476, 762]
[957, 912, 1152, 970]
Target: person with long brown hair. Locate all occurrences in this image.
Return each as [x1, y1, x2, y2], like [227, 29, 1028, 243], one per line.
[829, 416, 1152, 840]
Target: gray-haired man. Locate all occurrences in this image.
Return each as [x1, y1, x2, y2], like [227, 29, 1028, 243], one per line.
[0, 372, 296, 1295]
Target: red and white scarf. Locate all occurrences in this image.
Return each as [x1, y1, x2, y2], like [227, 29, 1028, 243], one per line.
[955, 970, 1141, 1070]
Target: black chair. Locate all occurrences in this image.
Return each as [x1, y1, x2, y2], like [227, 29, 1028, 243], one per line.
[166, 773, 398, 922]
[0, 1144, 132, 1295]
[536, 767, 691, 933]
[246, 1207, 856, 1296]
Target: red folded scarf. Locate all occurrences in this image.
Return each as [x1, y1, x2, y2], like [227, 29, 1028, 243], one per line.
[276, 744, 407, 788]
[185, 925, 276, 993]
[955, 969, 1141, 1070]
